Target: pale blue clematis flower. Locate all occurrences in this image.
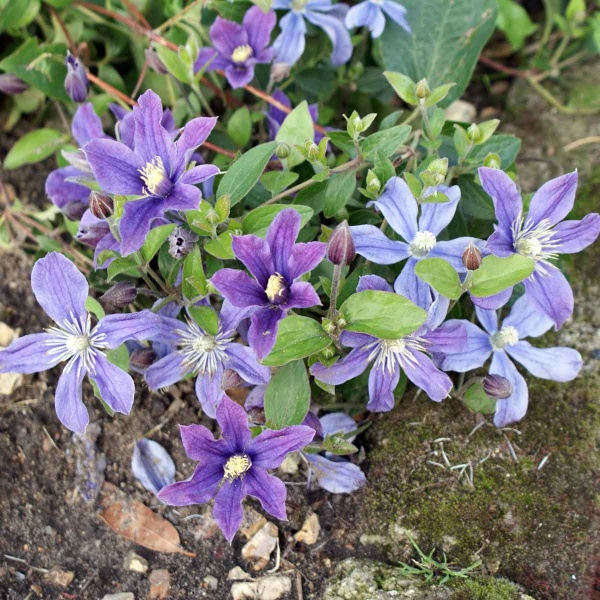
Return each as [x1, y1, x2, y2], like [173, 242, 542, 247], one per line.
[346, 0, 410, 38]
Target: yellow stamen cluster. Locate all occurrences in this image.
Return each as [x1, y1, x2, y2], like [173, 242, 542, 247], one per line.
[223, 454, 252, 479]
[265, 273, 286, 302]
[231, 45, 253, 64]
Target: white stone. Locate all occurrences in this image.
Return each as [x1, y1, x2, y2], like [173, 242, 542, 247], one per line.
[241, 522, 278, 571]
[294, 513, 320, 545]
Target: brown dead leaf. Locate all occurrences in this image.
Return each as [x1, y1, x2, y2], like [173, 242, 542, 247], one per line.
[100, 484, 194, 557]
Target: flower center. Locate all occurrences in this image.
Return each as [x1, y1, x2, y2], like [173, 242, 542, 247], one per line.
[410, 230, 437, 258]
[291, 0, 308, 11]
[178, 319, 233, 376]
[223, 454, 252, 479]
[265, 273, 287, 303]
[371, 336, 427, 373]
[66, 334, 92, 354]
[139, 156, 172, 197]
[511, 214, 558, 275]
[231, 45, 253, 64]
[370, 0, 384, 4]
[492, 326, 519, 350]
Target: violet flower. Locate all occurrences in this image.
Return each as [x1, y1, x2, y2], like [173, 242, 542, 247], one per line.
[84, 90, 219, 255]
[439, 294, 582, 427]
[272, 0, 352, 67]
[310, 275, 466, 411]
[64, 52, 89, 102]
[145, 302, 270, 418]
[346, 0, 410, 38]
[0, 74, 28, 95]
[266, 90, 325, 143]
[194, 7, 276, 89]
[211, 208, 326, 359]
[480, 167, 600, 329]
[158, 394, 315, 542]
[0, 253, 169, 433]
[109, 103, 176, 151]
[351, 177, 483, 308]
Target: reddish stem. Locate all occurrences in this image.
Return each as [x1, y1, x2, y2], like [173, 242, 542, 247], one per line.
[478, 54, 529, 79]
[123, 0, 152, 30]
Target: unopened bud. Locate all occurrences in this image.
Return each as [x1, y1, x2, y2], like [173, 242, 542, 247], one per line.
[221, 369, 245, 390]
[467, 123, 482, 143]
[320, 345, 336, 359]
[168, 226, 198, 259]
[276, 142, 291, 159]
[483, 152, 501, 169]
[305, 141, 320, 162]
[89, 191, 114, 219]
[483, 374, 513, 400]
[144, 47, 168, 75]
[429, 157, 448, 178]
[0, 74, 27, 95]
[462, 242, 482, 271]
[101, 281, 137, 307]
[415, 78, 430, 99]
[130, 348, 158, 370]
[327, 220, 356, 266]
[366, 170, 381, 195]
[64, 51, 89, 103]
[352, 116, 364, 132]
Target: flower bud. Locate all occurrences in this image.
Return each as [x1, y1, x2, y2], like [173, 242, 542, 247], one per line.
[168, 226, 199, 259]
[483, 374, 513, 400]
[89, 191, 114, 219]
[145, 47, 168, 75]
[221, 369, 245, 390]
[327, 220, 355, 266]
[0, 74, 28, 95]
[130, 348, 158, 370]
[462, 242, 482, 271]
[467, 123, 482, 144]
[101, 281, 137, 307]
[415, 78, 430, 99]
[483, 152, 501, 169]
[64, 52, 89, 103]
[276, 142, 291, 159]
[366, 170, 381, 195]
[305, 141, 320, 162]
[270, 62, 291, 83]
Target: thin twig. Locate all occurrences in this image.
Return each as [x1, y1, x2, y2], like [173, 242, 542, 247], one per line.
[123, 0, 151, 29]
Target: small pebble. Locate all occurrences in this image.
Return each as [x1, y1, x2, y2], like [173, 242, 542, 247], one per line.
[242, 522, 278, 571]
[294, 513, 320, 545]
[122, 551, 148, 574]
[203, 575, 218, 590]
[149, 569, 170, 599]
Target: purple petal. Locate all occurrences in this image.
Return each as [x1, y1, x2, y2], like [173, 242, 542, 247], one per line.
[350, 225, 410, 264]
[158, 463, 223, 506]
[248, 425, 315, 469]
[423, 320, 466, 354]
[553, 214, 600, 254]
[131, 438, 176, 494]
[71, 103, 106, 146]
[178, 164, 220, 186]
[133, 90, 174, 170]
[166, 182, 202, 211]
[505, 341, 582, 381]
[502, 294, 553, 339]
[55, 360, 88, 433]
[225, 343, 271, 385]
[244, 6, 277, 52]
[527, 171, 578, 227]
[179, 424, 229, 462]
[31, 252, 88, 326]
[224, 64, 255, 89]
[475, 306, 498, 334]
[305, 454, 366, 493]
[211, 269, 267, 307]
[146, 352, 187, 389]
[248, 306, 286, 360]
[402, 350, 453, 402]
[95, 310, 175, 348]
[288, 242, 327, 280]
[310, 345, 372, 384]
[174, 117, 218, 173]
[339, 331, 376, 347]
[232, 235, 274, 287]
[522, 267, 573, 330]
[284, 281, 321, 309]
[216, 394, 252, 453]
[266, 208, 301, 280]
[346, 2, 385, 38]
[486, 228, 515, 258]
[220, 300, 256, 333]
[470, 287, 512, 310]
[381, 0, 410, 32]
[356, 274, 393, 293]
[304, 8, 353, 66]
[246, 467, 287, 520]
[45, 166, 90, 218]
[478, 167, 522, 233]
[194, 47, 221, 74]
[0, 333, 64, 374]
[211, 17, 247, 56]
[89, 353, 134, 414]
[393, 258, 434, 310]
[213, 478, 246, 543]
[84, 138, 144, 195]
[119, 197, 169, 256]
[437, 320, 492, 372]
[273, 11, 306, 66]
[246, 385, 266, 411]
[319, 412, 357, 438]
[418, 185, 461, 236]
[195, 365, 224, 418]
[370, 177, 418, 241]
[367, 363, 400, 412]
[490, 351, 528, 427]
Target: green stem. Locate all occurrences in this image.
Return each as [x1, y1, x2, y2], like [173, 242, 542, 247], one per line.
[328, 264, 343, 322]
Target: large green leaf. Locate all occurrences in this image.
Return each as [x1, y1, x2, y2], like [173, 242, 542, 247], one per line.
[470, 255, 535, 297]
[340, 290, 427, 339]
[359, 125, 411, 160]
[264, 360, 311, 429]
[217, 142, 277, 207]
[379, 0, 497, 107]
[3, 128, 68, 169]
[242, 204, 313, 236]
[414, 258, 463, 300]
[275, 101, 314, 168]
[323, 171, 356, 218]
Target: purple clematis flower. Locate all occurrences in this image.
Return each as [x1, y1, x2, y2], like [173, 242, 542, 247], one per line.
[194, 6, 276, 89]
[109, 102, 176, 150]
[145, 302, 270, 418]
[346, 0, 410, 38]
[311, 275, 466, 411]
[272, 0, 352, 67]
[158, 394, 315, 542]
[211, 208, 326, 360]
[439, 294, 582, 427]
[265, 89, 325, 143]
[351, 177, 482, 309]
[84, 90, 219, 256]
[0, 253, 170, 433]
[479, 167, 600, 329]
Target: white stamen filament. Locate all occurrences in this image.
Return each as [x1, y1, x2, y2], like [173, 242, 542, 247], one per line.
[178, 319, 234, 376]
[410, 230, 437, 258]
[370, 336, 429, 374]
[511, 213, 559, 276]
[491, 326, 519, 350]
[139, 156, 169, 196]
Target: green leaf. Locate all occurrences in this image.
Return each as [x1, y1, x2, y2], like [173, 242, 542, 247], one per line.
[0, 0, 40, 32]
[360, 125, 411, 160]
[323, 171, 356, 218]
[85, 297, 106, 320]
[227, 106, 252, 148]
[242, 204, 313, 236]
[463, 382, 496, 415]
[182, 247, 207, 299]
[383, 71, 417, 104]
[470, 255, 535, 297]
[260, 171, 299, 196]
[141, 224, 176, 262]
[497, 0, 538, 50]
[379, 0, 497, 106]
[414, 258, 463, 300]
[155, 45, 193, 83]
[217, 142, 277, 207]
[340, 290, 427, 339]
[457, 175, 495, 220]
[3, 128, 68, 170]
[424, 83, 456, 107]
[204, 231, 234, 259]
[322, 435, 358, 455]
[106, 343, 129, 372]
[107, 256, 139, 281]
[275, 101, 315, 168]
[188, 305, 219, 336]
[262, 316, 332, 367]
[264, 360, 311, 429]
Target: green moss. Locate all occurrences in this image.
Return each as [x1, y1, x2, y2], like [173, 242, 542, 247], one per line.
[450, 577, 525, 600]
